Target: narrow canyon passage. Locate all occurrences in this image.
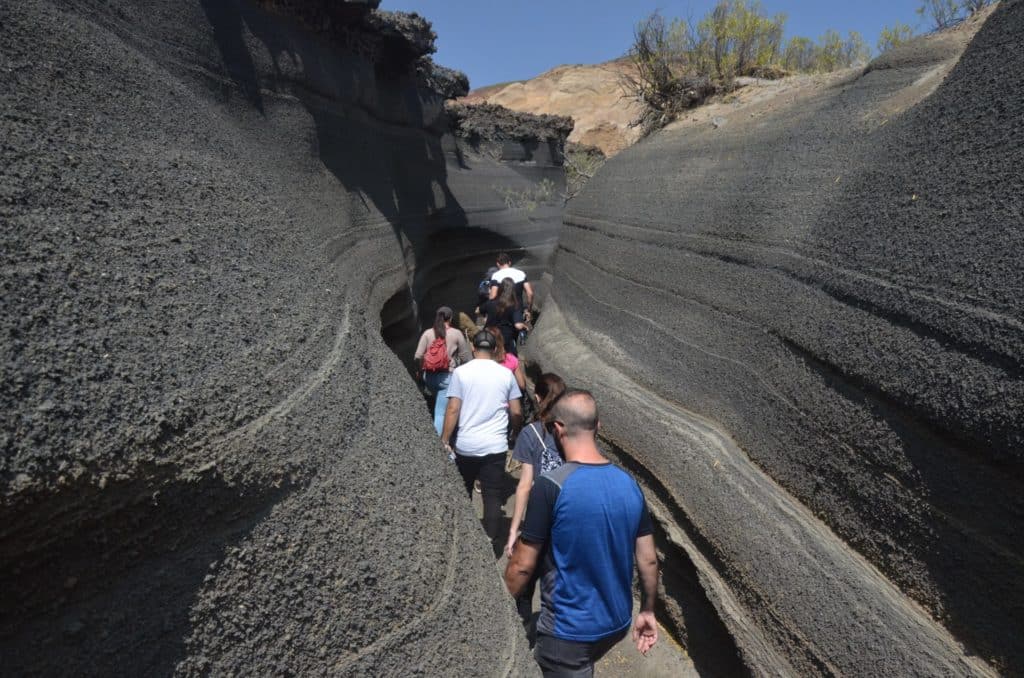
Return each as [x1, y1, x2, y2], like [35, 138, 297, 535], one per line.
[4, 0, 1019, 674]
[379, 246, 751, 677]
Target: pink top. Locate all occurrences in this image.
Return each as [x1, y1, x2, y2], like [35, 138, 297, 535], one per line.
[499, 353, 519, 372]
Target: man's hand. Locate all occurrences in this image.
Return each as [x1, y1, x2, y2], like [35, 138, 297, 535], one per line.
[441, 397, 461, 451]
[632, 611, 658, 655]
[634, 533, 659, 654]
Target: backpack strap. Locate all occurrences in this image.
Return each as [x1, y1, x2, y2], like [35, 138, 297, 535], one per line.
[530, 421, 545, 446]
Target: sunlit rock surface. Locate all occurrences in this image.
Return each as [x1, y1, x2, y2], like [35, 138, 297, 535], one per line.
[532, 2, 1021, 675]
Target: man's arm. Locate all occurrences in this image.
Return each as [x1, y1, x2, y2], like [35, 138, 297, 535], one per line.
[413, 332, 428, 377]
[440, 397, 461, 452]
[523, 281, 534, 309]
[504, 538, 541, 597]
[633, 534, 659, 654]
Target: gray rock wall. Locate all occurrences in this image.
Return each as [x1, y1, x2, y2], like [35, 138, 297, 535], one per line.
[533, 1, 1021, 675]
[1, 0, 548, 674]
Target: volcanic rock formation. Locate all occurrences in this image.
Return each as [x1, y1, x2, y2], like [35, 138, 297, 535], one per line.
[1, 0, 565, 674]
[531, 2, 1022, 675]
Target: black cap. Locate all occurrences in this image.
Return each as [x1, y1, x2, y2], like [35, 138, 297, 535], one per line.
[473, 330, 496, 350]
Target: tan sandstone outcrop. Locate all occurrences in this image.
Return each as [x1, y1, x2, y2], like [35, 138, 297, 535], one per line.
[461, 61, 643, 156]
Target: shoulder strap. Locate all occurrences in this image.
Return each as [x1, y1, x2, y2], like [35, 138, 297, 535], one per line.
[530, 421, 545, 446]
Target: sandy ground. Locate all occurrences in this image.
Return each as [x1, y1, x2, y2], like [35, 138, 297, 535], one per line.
[468, 467, 699, 677]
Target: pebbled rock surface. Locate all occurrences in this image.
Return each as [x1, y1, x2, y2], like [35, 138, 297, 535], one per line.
[447, 102, 574, 144]
[1, 0, 545, 674]
[533, 1, 1021, 675]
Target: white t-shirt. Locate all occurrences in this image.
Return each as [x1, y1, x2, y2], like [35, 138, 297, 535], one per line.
[491, 267, 527, 285]
[447, 359, 522, 456]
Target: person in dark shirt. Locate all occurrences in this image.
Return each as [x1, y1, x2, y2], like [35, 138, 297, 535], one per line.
[504, 390, 660, 676]
[506, 373, 567, 633]
[481, 278, 529, 356]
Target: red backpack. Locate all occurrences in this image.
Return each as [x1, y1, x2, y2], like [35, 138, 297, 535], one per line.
[421, 335, 450, 373]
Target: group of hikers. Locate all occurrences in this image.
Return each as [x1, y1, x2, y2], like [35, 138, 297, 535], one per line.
[413, 253, 660, 677]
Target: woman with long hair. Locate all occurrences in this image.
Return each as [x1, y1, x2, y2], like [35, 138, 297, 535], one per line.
[505, 373, 566, 625]
[482, 278, 528, 356]
[414, 306, 471, 434]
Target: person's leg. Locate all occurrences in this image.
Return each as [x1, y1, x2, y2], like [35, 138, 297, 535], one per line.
[533, 634, 593, 678]
[429, 371, 451, 434]
[516, 570, 539, 645]
[586, 628, 628, 667]
[477, 451, 507, 556]
[516, 569, 538, 623]
[454, 453, 480, 498]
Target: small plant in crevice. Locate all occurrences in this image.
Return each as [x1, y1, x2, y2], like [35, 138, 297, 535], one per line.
[492, 178, 557, 212]
[564, 143, 606, 201]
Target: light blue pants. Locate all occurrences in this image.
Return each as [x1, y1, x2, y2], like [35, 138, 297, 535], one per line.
[423, 371, 451, 435]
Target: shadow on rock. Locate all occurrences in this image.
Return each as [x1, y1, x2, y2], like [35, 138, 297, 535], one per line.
[0, 464, 293, 675]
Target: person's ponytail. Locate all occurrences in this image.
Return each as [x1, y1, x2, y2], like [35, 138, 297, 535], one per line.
[433, 307, 451, 340]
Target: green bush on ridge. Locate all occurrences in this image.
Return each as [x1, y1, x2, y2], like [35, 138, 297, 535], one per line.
[624, 1, 873, 136]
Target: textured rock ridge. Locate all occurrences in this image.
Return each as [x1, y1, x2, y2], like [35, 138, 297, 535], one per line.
[532, 1, 1021, 675]
[447, 102, 574, 144]
[1, 0, 549, 674]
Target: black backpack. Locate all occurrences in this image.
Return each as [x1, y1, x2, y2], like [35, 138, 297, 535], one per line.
[477, 277, 493, 300]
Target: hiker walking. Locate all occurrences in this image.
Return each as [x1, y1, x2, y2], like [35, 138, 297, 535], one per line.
[505, 390, 660, 675]
[489, 252, 534, 314]
[414, 306, 470, 434]
[486, 326, 526, 393]
[474, 265, 499, 318]
[441, 330, 523, 557]
[482, 278, 529, 356]
[505, 373, 566, 630]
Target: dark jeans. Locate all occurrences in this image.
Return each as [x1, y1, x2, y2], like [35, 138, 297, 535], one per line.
[534, 630, 627, 678]
[454, 451, 506, 557]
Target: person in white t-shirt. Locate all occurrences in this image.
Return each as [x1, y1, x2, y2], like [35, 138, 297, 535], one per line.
[441, 330, 523, 557]
[489, 252, 534, 312]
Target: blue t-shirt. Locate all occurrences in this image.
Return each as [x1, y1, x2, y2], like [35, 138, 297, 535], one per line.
[521, 462, 653, 642]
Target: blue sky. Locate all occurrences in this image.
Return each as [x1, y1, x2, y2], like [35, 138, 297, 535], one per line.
[385, 1, 931, 89]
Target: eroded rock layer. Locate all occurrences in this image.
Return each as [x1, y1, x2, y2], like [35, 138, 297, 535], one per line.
[1, 0, 559, 674]
[533, 2, 1021, 675]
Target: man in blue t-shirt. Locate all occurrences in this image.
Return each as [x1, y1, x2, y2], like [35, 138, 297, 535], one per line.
[504, 390, 659, 676]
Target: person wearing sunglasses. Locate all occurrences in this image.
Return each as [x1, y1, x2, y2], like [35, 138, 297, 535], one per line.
[504, 390, 659, 676]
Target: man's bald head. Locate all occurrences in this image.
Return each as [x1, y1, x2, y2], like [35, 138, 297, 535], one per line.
[550, 390, 599, 438]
